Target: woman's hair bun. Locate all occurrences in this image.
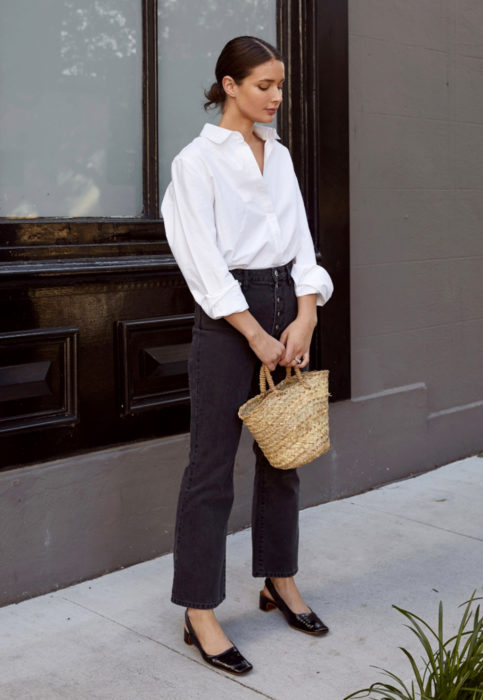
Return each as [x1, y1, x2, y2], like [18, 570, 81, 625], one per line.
[203, 82, 225, 111]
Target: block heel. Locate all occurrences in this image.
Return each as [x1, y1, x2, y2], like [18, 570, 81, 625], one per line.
[259, 591, 277, 611]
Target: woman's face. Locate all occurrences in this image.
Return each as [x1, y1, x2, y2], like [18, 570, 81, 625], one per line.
[224, 59, 284, 123]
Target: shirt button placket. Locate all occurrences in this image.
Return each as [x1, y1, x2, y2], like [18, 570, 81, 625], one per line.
[274, 269, 280, 332]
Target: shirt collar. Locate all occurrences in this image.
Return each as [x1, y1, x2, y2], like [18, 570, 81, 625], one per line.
[201, 123, 280, 144]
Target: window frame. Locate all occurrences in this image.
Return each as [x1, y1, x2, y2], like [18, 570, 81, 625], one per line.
[0, 0, 163, 260]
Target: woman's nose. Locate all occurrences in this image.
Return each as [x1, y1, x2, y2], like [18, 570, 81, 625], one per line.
[272, 88, 283, 103]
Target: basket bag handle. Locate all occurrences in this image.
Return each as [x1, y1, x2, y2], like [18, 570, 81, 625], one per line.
[259, 364, 308, 394]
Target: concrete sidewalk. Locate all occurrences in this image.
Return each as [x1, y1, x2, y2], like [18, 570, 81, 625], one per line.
[0, 455, 482, 700]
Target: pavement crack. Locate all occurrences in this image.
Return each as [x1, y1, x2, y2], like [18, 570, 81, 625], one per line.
[61, 597, 276, 698]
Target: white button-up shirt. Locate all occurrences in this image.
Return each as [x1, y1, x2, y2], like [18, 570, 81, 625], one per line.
[161, 123, 334, 319]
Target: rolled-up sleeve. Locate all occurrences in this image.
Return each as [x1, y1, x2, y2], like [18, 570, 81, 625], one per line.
[290, 177, 334, 306]
[161, 155, 249, 319]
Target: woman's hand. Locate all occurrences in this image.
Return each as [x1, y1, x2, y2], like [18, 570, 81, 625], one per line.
[224, 310, 285, 371]
[279, 294, 318, 369]
[278, 318, 314, 368]
[248, 328, 285, 371]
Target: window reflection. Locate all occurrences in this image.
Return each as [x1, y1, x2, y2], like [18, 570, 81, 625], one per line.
[157, 0, 277, 200]
[0, 0, 142, 218]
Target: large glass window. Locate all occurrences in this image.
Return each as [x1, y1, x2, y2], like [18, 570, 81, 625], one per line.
[157, 0, 277, 198]
[0, 0, 143, 218]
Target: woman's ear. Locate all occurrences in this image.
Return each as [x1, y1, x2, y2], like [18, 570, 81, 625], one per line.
[221, 75, 237, 98]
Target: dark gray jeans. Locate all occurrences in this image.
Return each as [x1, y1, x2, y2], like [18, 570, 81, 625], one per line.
[171, 264, 300, 609]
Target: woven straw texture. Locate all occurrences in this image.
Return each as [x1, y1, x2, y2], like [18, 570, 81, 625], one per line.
[238, 364, 330, 470]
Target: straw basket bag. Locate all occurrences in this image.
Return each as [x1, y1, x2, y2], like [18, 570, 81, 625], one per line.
[238, 364, 330, 470]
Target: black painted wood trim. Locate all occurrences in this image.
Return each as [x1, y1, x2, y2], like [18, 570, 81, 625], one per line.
[277, 0, 351, 401]
[116, 314, 193, 416]
[316, 0, 351, 401]
[142, 0, 159, 218]
[0, 327, 78, 435]
[0, 221, 170, 267]
[277, 0, 318, 234]
[0, 255, 178, 279]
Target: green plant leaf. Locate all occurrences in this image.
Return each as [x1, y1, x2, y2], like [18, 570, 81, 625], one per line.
[437, 599, 445, 677]
[399, 647, 424, 691]
[346, 593, 483, 700]
[396, 615, 439, 676]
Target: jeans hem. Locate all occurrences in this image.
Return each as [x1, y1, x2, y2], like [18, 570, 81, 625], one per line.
[171, 595, 225, 609]
[252, 568, 298, 578]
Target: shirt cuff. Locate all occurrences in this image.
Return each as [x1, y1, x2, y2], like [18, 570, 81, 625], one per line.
[291, 264, 334, 306]
[199, 280, 249, 319]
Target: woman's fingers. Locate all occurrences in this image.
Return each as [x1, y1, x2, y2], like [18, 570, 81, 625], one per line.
[251, 323, 311, 370]
[249, 330, 285, 370]
[280, 338, 303, 366]
[279, 334, 295, 366]
[266, 345, 285, 370]
[280, 347, 309, 367]
[278, 319, 315, 367]
[289, 354, 309, 368]
[298, 351, 310, 369]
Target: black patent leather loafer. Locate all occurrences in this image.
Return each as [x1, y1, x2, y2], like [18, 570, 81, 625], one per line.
[260, 577, 329, 635]
[184, 609, 253, 674]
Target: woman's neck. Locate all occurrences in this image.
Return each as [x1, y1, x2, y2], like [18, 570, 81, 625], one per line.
[218, 113, 255, 143]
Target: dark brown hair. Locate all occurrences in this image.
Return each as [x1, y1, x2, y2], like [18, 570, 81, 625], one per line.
[204, 36, 283, 111]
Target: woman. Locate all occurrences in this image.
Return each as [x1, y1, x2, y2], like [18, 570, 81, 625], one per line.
[161, 36, 333, 675]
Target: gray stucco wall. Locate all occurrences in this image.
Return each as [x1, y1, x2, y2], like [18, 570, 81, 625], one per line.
[1, 0, 482, 606]
[349, 0, 483, 415]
